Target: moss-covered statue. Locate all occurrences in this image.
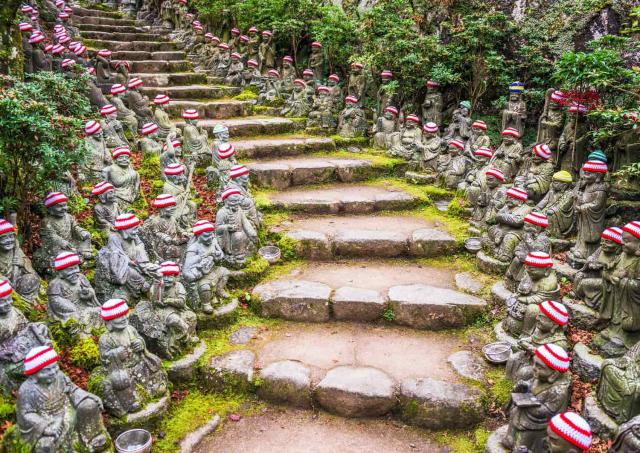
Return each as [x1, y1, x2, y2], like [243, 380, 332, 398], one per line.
[371, 105, 398, 149]
[108, 83, 138, 139]
[100, 104, 128, 149]
[307, 86, 336, 130]
[94, 48, 114, 86]
[153, 94, 178, 140]
[502, 344, 571, 452]
[181, 109, 209, 165]
[16, 346, 110, 452]
[183, 220, 230, 314]
[502, 82, 527, 137]
[421, 80, 443, 125]
[125, 77, 153, 127]
[506, 300, 569, 382]
[376, 70, 397, 119]
[227, 165, 261, 229]
[536, 89, 565, 152]
[466, 120, 491, 158]
[216, 188, 259, 267]
[92, 181, 121, 233]
[535, 171, 575, 240]
[138, 120, 164, 156]
[521, 143, 555, 203]
[437, 139, 471, 190]
[214, 42, 231, 77]
[459, 146, 493, 192]
[491, 127, 524, 182]
[247, 26, 260, 62]
[281, 79, 312, 118]
[557, 103, 589, 175]
[0, 219, 40, 304]
[114, 61, 131, 87]
[611, 415, 640, 452]
[327, 73, 343, 114]
[33, 192, 92, 276]
[504, 252, 561, 337]
[443, 100, 471, 142]
[347, 62, 367, 104]
[388, 114, 422, 159]
[140, 194, 189, 263]
[545, 412, 592, 453]
[309, 41, 325, 80]
[573, 227, 622, 311]
[130, 261, 198, 359]
[566, 160, 608, 268]
[505, 212, 551, 291]
[202, 35, 221, 70]
[258, 30, 275, 74]
[98, 299, 168, 417]
[163, 163, 198, 229]
[82, 120, 112, 184]
[258, 69, 281, 104]
[468, 168, 507, 229]
[224, 52, 245, 86]
[484, 187, 532, 264]
[102, 146, 140, 211]
[337, 96, 367, 139]
[597, 337, 640, 423]
[0, 281, 51, 393]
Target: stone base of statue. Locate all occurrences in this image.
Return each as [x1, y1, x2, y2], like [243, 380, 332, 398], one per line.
[491, 282, 513, 306]
[167, 340, 207, 383]
[582, 394, 619, 439]
[477, 250, 509, 275]
[404, 170, 436, 185]
[571, 342, 603, 382]
[494, 321, 518, 348]
[562, 298, 600, 330]
[485, 425, 509, 453]
[550, 238, 573, 253]
[196, 298, 239, 330]
[107, 394, 170, 437]
[592, 328, 640, 358]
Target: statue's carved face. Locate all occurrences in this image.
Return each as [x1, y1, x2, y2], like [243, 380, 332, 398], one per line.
[383, 112, 395, 121]
[549, 101, 560, 111]
[94, 129, 104, 139]
[546, 425, 580, 453]
[0, 295, 12, 316]
[225, 194, 242, 211]
[120, 226, 139, 241]
[0, 233, 16, 252]
[162, 274, 176, 286]
[35, 363, 59, 386]
[169, 173, 187, 186]
[526, 265, 550, 281]
[510, 93, 520, 102]
[215, 131, 229, 141]
[406, 122, 416, 130]
[505, 197, 521, 208]
[503, 136, 515, 145]
[107, 313, 129, 331]
[116, 155, 130, 167]
[49, 202, 69, 217]
[535, 310, 558, 333]
[198, 230, 214, 245]
[581, 171, 599, 184]
[101, 189, 116, 203]
[600, 238, 620, 253]
[60, 265, 80, 284]
[107, 113, 117, 121]
[448, 145, 460, 155]
[235, 174, 249, 186]
[533, 355, 557, 382]
[486, 176, 500, 189]
[523, 222, 540, 234]
[551, 180, 569, 192]
[161, 204, 177, 218]
[294, 84, 304, 92]
[622, 232, 640, 255]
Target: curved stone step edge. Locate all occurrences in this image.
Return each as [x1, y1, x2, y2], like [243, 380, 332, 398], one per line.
[251, 279, 488, 329]
[285, 227, 458, 260]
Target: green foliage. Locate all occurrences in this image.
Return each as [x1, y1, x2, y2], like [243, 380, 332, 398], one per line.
[69, 336, 100, 370]
[233, 87, 259, 101]
[2, 424, 32, 453]
[0, 393, 16, 422]
[486, 369, 513, 408]
[382, 306, 395, 322]
[436, 428, 490, 453]
[309, 5, 358, 73]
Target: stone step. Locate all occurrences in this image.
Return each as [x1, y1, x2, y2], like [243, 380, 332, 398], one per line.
[252, 261, 486, 328]
[81, 30, 166, 42]
[77, 23, 148, 34]
[128, 59, 192, 74]
[130, 72, 207, 86]
[233, 136, 336, 159]
[139, 84, 239, 100]
[72, 6, 124, 18]
[83, 40, 178, 53]
[265, 184, 418, 214]
[111, 50, 187, 61]
[166, 100, 251, 119]
[175, 117, 296, 136]
[73, 15, 140, 26]
[277, 215, 457, 259]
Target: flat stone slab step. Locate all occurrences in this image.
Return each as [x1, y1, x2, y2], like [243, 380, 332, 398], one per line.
[278, 214, 456, 259]
[73, 6, 124, 18]
[74, 15, 139, 26]
[166, 100, 252, 119]
[77, 23, 147, 33]
[234, 136, 336, 159]
[131, 72, 207, 86]
[81, 31, 166, 42]
[111, 50, 187, 61]
[175, 117, 295, 136]
[128, 60, 192, 74]
[266, 184, 417, 214]
[85, 40, 178, 52]
[139, 84, 239, 100]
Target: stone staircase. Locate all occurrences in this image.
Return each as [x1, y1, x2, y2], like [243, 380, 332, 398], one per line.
[73, 5, 493, 447]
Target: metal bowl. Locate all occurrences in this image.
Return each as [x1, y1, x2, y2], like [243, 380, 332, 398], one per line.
[115, 429, 152, 453]
[482, 341, 512, 364]
[259, 245, 281, 264]
[464, 237, 482, 253]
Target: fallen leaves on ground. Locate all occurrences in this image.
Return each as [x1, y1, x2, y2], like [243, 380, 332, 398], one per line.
[568, 325, 595, 347]
[58, 348, 89, 390]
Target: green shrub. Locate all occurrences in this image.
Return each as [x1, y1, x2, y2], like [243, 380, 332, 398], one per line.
[69, 337, 101, 371]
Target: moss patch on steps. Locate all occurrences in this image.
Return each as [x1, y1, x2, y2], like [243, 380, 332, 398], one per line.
[435, 427, 491, 453]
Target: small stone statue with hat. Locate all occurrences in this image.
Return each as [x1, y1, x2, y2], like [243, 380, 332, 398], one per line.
[0, 218, 40, 303]
[388, 114, 422, 159]
[443, 100, 472, 142]
[102, 146, 141, 211]
[125, 77, 153, 127]
[307, 85, 337, 130]
[140, 194, 190, 263]
[163, 163, 198, 228]
[82, 120, 112, 184]
[281, 79, 312, 118]
[502, 81, 527, 137]
[421, 79, 443, 125]
[545, 412, 592, 453]
[337, 96, 367, 138]
[216, 188, 259, 267]
[535, 170, 575, 241]
[505, 212, 552, 291]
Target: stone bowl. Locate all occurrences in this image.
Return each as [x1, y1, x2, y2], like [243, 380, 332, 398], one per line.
[482, 342, 511, 364]
[115, 429, 152, 453]
[259, 245, 281, 264]
[464, 237, 482, 254]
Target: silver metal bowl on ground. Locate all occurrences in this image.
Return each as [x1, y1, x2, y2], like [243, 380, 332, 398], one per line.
[464, 237, 482, 253]
[482, 341, 512, 364]
[258, 245, 281, 264]
[115, 429, 152, 453]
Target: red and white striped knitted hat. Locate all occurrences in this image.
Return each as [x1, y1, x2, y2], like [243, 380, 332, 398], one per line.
[550, 90, 565, 103]
[55, 0, 65, 7]
[58, 35, 71, 45]
[112, 146, 131, 158]
[405, 114, 420, 124]
[21, 5, 34, 13]
[601, 226, 623, 244]
[524, 251, 553, 268]
[164, 163, 185, 176]
[581, 160, 607, 173]
[24, 346, 58, 375]
[267, 69, 280, 78]
[87, 66, 96, 77]
[448, 139, 465, 150]
[218, 43, 230, 50]
[204, 33, 217, 41]
[247, 59, 258, 68]
[262, 30, 273, 37]
[623, 221, 640, 240]
[117, 60, 130, 70]
[249, 26, 258, 33]
[0, 279, 13, 298]
[154, 94, 170, 105]
[283, 55, 294, 63]
[51, 44, 65, 54]
[182, 109, 199, 120]
[85, 120, 102, 135]
[152, 193, 177, 208]
[111, 84, 126, 95]
[114, 214, 141, 230]
[471, 120, 487, 130]
[328, 74, 340, 82]
[217, 143, 236, 159]
[231, 27, 240, 35]
[501, 127, 520, 138]
[524, 211, 549, 228]
[311, 41, 322, 48]
[548, 412, 592, 451]
[163, 140, 181, 150]
[422, 122, 439, 133]
[485, 168, 505, 182]
[317, 86, 330, 94]
[221, 187, 242, 200]
[59, 12, 70, 20]
[568, 103, 588, 114]
[345, 96, 358, 105]
[303, 69, 314, 77]
[29, 33, 45, 44]
[381, 70, 393, 79]
[160, 261, 180, 275]
[141, 122, 158, 136]
[384, 106, 399, 116]
[230, 50, 241, 59]
[539, 300, 569, 326]
[0, 219, 16, 235]
[100, 104, 117, 115]
[506, 187, 528, 201]
[293, 79, 306, 87]
[101, 298, 129, 320]
[474, 147, 493, 158]
[61, 58, 75, 69]
[229, 165, 249, 178]
[92, 181, 114, 196]
[426, 80, 440, 88]
[533, 143, 552, 160]
[19, 23, 33, 31]
[351, 62, 364, 69]
[128, 77, 143, 89]
[535, 343, 570, 372]
[53, 252, 80, 271]
[193, 219, 215, 235]
[193, 24, 203, 31]
[44, 192, 68, 208]
[97, 49, 112, 57]
[68, 41, 80, 51]
[73, 45, 86, 56]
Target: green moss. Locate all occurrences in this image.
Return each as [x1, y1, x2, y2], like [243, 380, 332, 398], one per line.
[87, 370, 105, 398]
[233, 87, 259, 101]
[138, 152, 162, 181]
[486, 369, 513, 408]
[0, 393, 16, 423]
[382, 306, 395, 322]
[80, 214, 108, 249]
[435, 427, 491, 453]
[130, 189, 150, 219]
[12, 289, 46, 322]
[329, 135, 369, 149]
[67, 194, 89, 215]
[69, 336, 100, 370]
[1, 424, 32, 453]
[275, 234, 299, 261]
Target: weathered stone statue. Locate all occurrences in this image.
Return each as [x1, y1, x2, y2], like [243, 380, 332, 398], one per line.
[460, 147, 493, 192]
[183, 220, 230, 314]
[375, 70, 397, 119]
[214, 43, 231, 77]
[181, 109, 209, 164]
[491, 128, 524, 181]
[140, 194, 189, 263]
[337, 96, 367, 138]
[523, 143, 555, 203]
[246, 26, 260, 61]
[227, 165, 261, 229]
[437, 139, 471, 190]
[611, 415, 640, 452]
[502, 343, 571, 452]
[309, 41, 324, 80]
[537, 89, 565, 152]
[302, 69, 317, 101]
[82, 120, 111, 184]
[94, 215, 157, 303]
[566, 160, 608, 268]
[597, 338, 640, 423]
[224, 52, 245, 86]
[109, 84, 138, 138]
[502, 82, 527, 137]
[347, 62, 366, 104]
[557, 103, 589, 175]
[388, 114, 422, 159]
[546, 412, 592, 453]
[92, 181, 121, 232]
[505, 212, 552, 291]
[130, 261, 198, 359]
[203, 34, 221, 70]
[163, 163, 198, 228]
[466, 120, 491, 159]
[100, 104, 128, 149]
[281, 79, 312, 118]
[421, 80, 443, 125]
[138, 122, 163, 155]
[30, 35, 52, 73]
[506, 300, 569, 381]
[114, 61, 131, 87]
[98, 299, 168, 417]
[258, 30, 275, 74]
[443, 101, 472, 142]
[535, 171, 575, 239]
[47, 252, 102, 334]
[33, 192, 92, 275]
[573, 227, 622, 311]
[468, 168, 507, 229]
[327, 73, 343, 114]
[307, 86, 336, 130]
[258, 69, 281, 104]
[0, 281, 50, 393]
[153, 94, 177, 140]
[505, 252, 561, 337]
[17, 346, 110, 452]
[244, 59, 262, 87]
[102, 146, 141, 210]
[0, 219, 40, 303]
[216, 188, 258, 267]
[372, 106, 399, 150]
[125, 77, 153, 127]
[484, 187, 532, 264]
[95, 48, 114, 86]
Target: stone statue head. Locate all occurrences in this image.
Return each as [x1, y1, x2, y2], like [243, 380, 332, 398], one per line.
[546, 413, 592, 453]
[534, 309, 562, 336]
[294, 83, 304, 93]
[0, 293, 13, 317]
[106, 312, 129, 332]
[523, 221, 543, 235]
[224, 193, 242, 212]
[115, 154, 130, 168]
[162, 272, 177, 286]
[213, 126, 229, 142]
[383, 111, 395, 121]
[601, 236, 622, 254]
[59, 262, 81, 285]
[486, 175, 501, 189]
[168, 172, 187, 187]
[526, 263, 551, 281]
[105, 112, 117, 121]
[0, 229, 16, 252]
[510, 92, 521, 102]
[159, 204, 177, 219]
[48, 200, 69, 217]
[622, 231, 640, 256]
[283, 61, 292, 69]
[34, 362, 60, 386]
[551, 180, 571, 193]
[98, 188, 116, 204]
[118, 225, 140, 241]
[448, 143, 461, 156]
[197, 230, 214, 246]
[505, 195, 523, 209]
[503, 135, 515, 146]
[532, 354, 563, 384]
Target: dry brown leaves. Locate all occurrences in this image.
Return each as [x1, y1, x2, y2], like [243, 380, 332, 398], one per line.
[568, 325, 595, 347]
[58, 348, 89, 390]
[192, 174, 217, 220]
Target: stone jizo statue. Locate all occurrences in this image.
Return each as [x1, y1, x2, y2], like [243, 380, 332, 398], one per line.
[216, 188, 258, 267]
[484, 187, 532, 264]
[125, 77, 153, 126]
[505, 212, 551, 291]
[468, 168, 506, 229]
[138, 121, 163, 155]
[307, 86, 336, 130]
[102, 146, 140, 211]
[536, 89, 565, 152]
[438, 139, 471, 190]
[337, 96, 367, 139]
[597, 337, 640, 423]
[0, 219, 40, 303]
[309, 41, 324, 80]
[228, 165, 261, 229]
[153, 94, 177, 140]
[109, 83, 138, 138]
[95, 48, 114, 86]
[372, 106, 398, 150]
[466, 120, 491, 159]
[388, 114, 422, 159]
[92, 181, 121, 232]
[258, 30, 275, 74]
[535, 171, 574, 239]
[557, 103, 589, 175]
[282, 79, 312, 118]
[502, 82, 527, 137]
[421, 80, 443, 125]
[459, 146, 493, 192]
[376, 70, 396, 119]
[491, 127, 524, 181]
[443, 101, 471, 142]
[181, 109, 209, 164]
[140, 194, 189, 263]
[163, 163, 198, 228]
[522, 144, 555, 203]
[100, 104, 128, 149]
[82, 120, 111, 184]
[224, 52, 245, 86]
[611, 415, 640, 452]
[347, 62, 366, 104]
[545, 412, 592, 453]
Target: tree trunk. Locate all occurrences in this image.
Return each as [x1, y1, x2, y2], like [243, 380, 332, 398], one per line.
[0, 1, 23, 76]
